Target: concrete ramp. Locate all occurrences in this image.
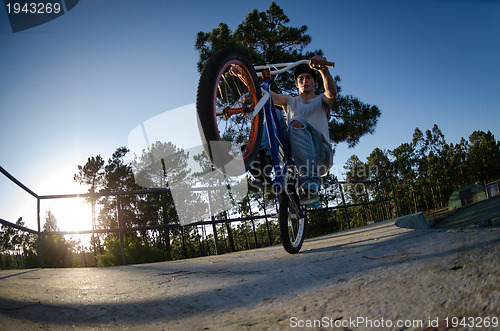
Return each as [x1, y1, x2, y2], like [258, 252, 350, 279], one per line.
[1, 215, 499, 330]
[394, 211, 430, 229]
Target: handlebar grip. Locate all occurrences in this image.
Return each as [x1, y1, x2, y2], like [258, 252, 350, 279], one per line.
[309, 60, 335, 68]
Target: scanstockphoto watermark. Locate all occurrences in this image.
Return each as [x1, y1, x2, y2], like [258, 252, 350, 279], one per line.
[290, 316, 499, 329]
[247, 161, 382, 197]
[290, 316, 426, 328]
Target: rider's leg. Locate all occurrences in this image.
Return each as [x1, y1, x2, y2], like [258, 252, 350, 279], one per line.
[289, 118, 333, 200]
[288, 119, 320, 192]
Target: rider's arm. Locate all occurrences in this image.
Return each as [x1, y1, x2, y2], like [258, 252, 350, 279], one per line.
[271, 91, 289, 108]
[310, 56, 337, 107]
[319, 68, 336, 106]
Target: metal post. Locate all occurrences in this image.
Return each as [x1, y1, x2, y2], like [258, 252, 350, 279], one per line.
[262, 193, 273, 246]
[339, 183, 350, 229]
[224, 211, 235, 253]
[161, 194, 171, 253]
[181, 227, 187, 258]
[389, 175, 400, 217]
[91, 199, 97, 263]
[248, 199, 258, 248]
[37, 197, 44, 268]
[202, 223, 209, 255]
[218, 218, 227, 253]
[376, 179, 387, 221]
[116, 196, 127, 265]
[207, 189, 220, 255]
[197, 226, 205, 256]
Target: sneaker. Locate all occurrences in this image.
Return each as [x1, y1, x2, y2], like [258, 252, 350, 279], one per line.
[299, 189, 319, 206]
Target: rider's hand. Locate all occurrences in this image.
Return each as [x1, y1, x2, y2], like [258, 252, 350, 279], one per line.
[309, 55, 328, 70]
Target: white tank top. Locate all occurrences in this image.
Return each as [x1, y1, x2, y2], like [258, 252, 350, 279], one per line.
[285, 94, 330, 143]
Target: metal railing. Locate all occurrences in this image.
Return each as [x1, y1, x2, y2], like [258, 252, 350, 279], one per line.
[0, 165, 398, 267]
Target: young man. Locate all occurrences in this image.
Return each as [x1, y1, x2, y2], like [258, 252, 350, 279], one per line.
[271, 55, 337, 205]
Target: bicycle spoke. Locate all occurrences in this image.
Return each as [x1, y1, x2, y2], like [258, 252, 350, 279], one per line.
[214, 63, 257, 157]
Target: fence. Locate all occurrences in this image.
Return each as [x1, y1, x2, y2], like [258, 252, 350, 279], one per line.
[0, 165, 398, 267]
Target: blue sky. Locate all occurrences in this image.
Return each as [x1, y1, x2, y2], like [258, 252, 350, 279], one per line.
[1, 0, 499, 232]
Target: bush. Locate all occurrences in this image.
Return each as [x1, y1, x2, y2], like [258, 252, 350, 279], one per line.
[97, 235, 168, 267]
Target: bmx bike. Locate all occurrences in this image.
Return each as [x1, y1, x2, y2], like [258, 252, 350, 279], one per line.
[196, 48, 334, 254]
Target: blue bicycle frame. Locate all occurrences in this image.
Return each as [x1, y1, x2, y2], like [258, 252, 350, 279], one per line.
[260, 79, 305, 218]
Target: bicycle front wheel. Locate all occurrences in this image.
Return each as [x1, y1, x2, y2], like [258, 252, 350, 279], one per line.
[279, 189, 307, 254]
[196, 48, 263, 176]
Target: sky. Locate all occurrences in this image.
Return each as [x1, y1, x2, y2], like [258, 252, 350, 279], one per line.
[1, 0, 499, 234]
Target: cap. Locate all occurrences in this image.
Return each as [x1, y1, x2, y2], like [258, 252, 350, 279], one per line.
[293, 64, 317, 81]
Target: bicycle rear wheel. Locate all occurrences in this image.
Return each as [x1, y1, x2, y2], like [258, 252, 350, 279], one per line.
[279, 186, 307, 254]
[196, 48, 263, 176]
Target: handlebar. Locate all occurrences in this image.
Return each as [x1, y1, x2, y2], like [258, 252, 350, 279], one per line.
[254, 59, 335, 75]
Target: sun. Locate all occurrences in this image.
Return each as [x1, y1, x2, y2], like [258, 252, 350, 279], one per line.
[35, 162, 93, 233]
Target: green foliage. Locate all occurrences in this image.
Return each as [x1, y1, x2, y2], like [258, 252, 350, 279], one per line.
[467, 130, 500, 184]
[308, 210, 340, 237]
[96, 235, 122, 267]
[73, 155, 105, 200]
[330, 93, 381, 147]
[40, 234, 77, 268]
[345, 125, 500, 216]
[1, 218, 36, 254]
[196, 2, 310, 73]
[0, 218, 39, 269]
[40, 210, 78, 268]
[96, 235, 168, 267]
[0, 251, 39, 270]
[1, 214, 82, 269]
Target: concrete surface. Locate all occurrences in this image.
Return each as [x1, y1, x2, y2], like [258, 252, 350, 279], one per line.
[1, 216, 499, 330]
[394, 212, 430, 229]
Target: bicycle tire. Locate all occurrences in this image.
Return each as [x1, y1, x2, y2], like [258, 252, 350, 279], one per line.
[196, 48, 263, 176]
[279, 189, 307, 254]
